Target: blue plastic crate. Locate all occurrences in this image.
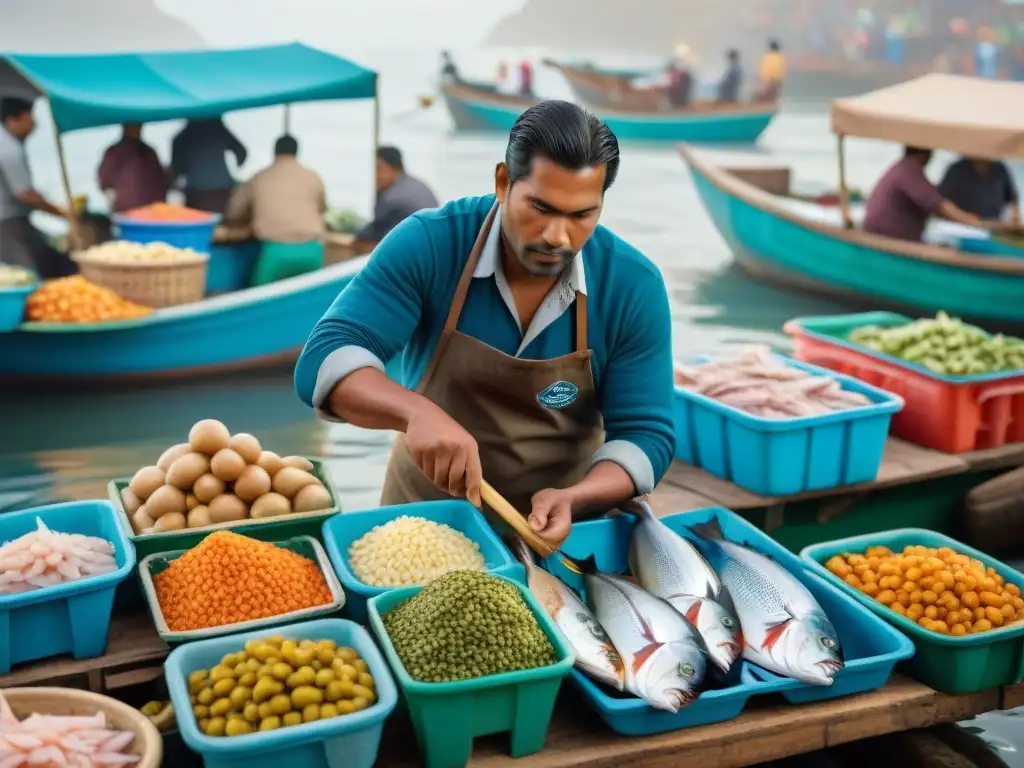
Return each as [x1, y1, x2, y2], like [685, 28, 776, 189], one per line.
[207, 241, 259, 293]
[114, 215, 220, 254]
[673, 354, 904, 496]
[541, 507, 914, 735]
[322, 500, 523, 623]
[0, 283, 33, 332]
[165, 618, 398, 768]
[0, 500, 136, 674]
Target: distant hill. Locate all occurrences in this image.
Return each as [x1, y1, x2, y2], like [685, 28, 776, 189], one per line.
[1, 0, 204, 53]
[487, 0, 761, 57]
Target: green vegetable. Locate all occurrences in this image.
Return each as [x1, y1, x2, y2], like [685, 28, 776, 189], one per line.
[848, 311, 1024, 375]
[0, 265, 37, 288]
[382, 571, 557, 683]
[324, 208, 365, 234]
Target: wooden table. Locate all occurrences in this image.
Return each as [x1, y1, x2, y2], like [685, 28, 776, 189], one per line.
[648, 438, 1024, 522]
[3, 614, 1018, 768]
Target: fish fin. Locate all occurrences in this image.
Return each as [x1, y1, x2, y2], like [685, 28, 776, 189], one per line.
[688, 515, 725, 543]
[577, 554, 600, 575]
[761, 618, 793, 652]
[684, 600, 701, 626]
[631, 641, 664, 675]
[622, 498, 656, 521]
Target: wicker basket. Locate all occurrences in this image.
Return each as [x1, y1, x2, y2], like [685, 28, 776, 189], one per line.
[73, 252, 209, 308]
[3, 687, 163, 768]
[324, 232, 359, 266]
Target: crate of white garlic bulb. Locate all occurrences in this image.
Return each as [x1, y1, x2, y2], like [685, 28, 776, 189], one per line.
[72, 240, 210, 308]
[322, 500, 523, 623]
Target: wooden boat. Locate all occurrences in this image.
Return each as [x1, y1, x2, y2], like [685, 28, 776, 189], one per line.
[0, 257, 369, 385]
[442, 79, 775, 143]
[679, 74, 1024, 327]
[0, 43, 379, 384]
[543, 59, 663, 111]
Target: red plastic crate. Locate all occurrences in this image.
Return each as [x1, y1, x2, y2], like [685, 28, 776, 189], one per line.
[785, 316, 1024, 454]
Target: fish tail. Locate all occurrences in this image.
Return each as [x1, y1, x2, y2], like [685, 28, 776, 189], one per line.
[688, 515, 725, 543]
[510, 535, 536, 567]
[622, 498, 657, 521]
[578, 554, 600, 575]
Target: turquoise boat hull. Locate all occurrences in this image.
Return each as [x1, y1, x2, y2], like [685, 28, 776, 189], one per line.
[0, 257, 370, 384]
[681, 146, 1024, 327]
[442, 83, 774, 143]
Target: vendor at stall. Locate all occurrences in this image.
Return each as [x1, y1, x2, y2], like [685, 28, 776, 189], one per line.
[863, 146, 1017, 242]
[225, 135, 327, 286]
[295, 100, 675, 547]
[938, 157, 1020, 225]
[0, 97, 75, 278]
[351, 146, 439, 253]
[97, 123, 168, 213]
[170, 117, 248, 214]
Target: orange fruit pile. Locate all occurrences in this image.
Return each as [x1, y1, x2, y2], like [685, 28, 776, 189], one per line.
[827, 544, 1024, 636]
[122, 202, 214, 223]
[154, 531, 334, 632]
[25, 276, 151, 323]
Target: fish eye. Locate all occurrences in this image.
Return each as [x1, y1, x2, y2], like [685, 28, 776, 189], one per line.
[576, 612, 591, 624]
[588, 624, 607, 640]
[820, 637, 836, 650]
[678, 663, 695, 678]
[721, 617, 734, 629]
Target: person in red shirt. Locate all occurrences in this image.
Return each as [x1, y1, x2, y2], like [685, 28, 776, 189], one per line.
[97, 123, 168, 213]
[519, 60, 534, 97]
[863, 146, 1014, 242]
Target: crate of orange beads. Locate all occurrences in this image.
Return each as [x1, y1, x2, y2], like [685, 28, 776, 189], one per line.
[139, 531, 345, 643]
[24, 276, 152, 324]
[802, 529, 1024, 694]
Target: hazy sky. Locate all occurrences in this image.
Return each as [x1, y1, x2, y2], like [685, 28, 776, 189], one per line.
[157, 0, 527, 51]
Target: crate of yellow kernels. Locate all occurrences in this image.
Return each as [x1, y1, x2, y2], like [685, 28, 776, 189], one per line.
[801, 529, 1024, 694]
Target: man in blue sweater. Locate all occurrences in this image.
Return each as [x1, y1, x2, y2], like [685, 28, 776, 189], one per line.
[295, 100, 675, 547]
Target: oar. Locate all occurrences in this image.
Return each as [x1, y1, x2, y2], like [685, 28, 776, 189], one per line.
[479, 480, 584, 574]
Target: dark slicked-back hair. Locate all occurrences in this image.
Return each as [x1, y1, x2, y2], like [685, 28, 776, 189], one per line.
[505, 100, 620, 192]
[1, 98, 33, 123]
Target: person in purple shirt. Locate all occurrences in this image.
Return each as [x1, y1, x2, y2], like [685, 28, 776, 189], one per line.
[97, 123, 168, 213]
[862, 146, 1015, 242]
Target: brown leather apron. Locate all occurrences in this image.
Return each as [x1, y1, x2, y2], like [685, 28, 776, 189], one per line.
[379, 203, 605, 524]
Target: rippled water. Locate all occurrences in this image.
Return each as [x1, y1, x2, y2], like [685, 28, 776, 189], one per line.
[1, 40, 1021, 764]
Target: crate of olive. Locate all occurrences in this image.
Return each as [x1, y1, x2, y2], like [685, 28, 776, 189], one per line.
[108, 419, 341, 560]
[165, 618, 397, 768]
[367, 572, 574, 768]
[786, 311, 1024, 453]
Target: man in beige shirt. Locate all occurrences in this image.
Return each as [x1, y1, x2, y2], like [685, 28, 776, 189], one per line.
[226, 135, 327, 285]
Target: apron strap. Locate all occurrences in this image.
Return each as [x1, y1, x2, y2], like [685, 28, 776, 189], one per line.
[444, 202, 499, 332]
[575, 292, 588, 353]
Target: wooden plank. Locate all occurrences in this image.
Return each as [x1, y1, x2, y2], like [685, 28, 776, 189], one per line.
[457, 676, 996, 768]
[0, 613, 168, 692]
[960, 443, 1024, 472]
[1001, 682, 1024, 710]
[657, 438, 969, 511]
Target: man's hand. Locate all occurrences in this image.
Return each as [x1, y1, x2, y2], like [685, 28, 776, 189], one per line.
[405, 404, 482, 506]
[528, 488, 575, 548]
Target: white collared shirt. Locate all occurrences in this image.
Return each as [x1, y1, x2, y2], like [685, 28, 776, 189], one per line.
[473, 205, 587, 356]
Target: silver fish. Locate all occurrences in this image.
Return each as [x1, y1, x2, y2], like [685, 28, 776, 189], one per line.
[628, 500, 742, 674]
[512, 538, 625, 690]
[585, 566, 708, 712]
[689, 517, 844, 686]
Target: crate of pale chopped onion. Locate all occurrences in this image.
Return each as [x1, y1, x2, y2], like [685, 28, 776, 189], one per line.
[672, 345, 904, 496]
[321, 501, 522, 623]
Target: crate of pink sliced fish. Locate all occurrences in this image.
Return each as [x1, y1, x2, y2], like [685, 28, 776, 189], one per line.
[673, 346, 904, 496]
[0, 500, 136, 674]
[521, 505, 913, 736]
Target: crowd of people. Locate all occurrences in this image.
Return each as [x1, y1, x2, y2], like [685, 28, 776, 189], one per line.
[0, 96, 439, 284]
[747, 0, 1024, 79]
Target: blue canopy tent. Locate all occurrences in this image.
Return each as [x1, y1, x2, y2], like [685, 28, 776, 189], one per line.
[0, 43, 379, 241]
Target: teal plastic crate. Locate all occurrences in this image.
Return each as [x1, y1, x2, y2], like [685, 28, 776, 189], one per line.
[0, 500, 136, 673]
[802, 529, 1024, 694]
[139, 535, 345, 644]
[322, 500, 523, 623]
[367, 576, 575, 768]
[0, 283, 33, 331]
[165, 617, 398, 768]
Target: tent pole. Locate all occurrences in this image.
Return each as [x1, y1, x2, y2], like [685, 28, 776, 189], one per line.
[837, 134, 852, 230]
[372, 77, 381, 203]
[283, 104, 291, 134]
[54, 129, 82, 250]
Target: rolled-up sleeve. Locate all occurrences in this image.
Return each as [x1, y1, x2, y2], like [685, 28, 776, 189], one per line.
[592, 262, 675, 494]
[295, 214, 434, 421]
